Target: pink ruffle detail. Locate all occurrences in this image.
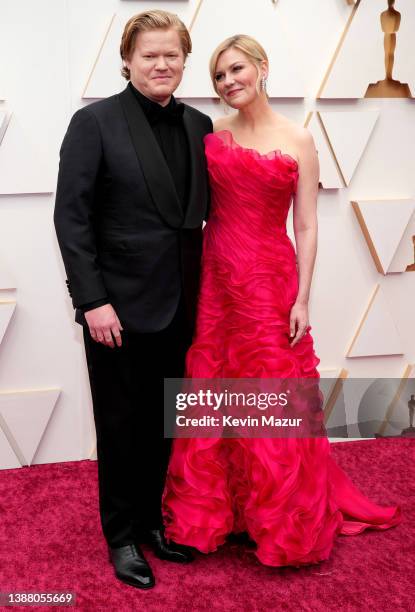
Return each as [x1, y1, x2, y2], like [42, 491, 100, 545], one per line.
[163, 131, 401, 567]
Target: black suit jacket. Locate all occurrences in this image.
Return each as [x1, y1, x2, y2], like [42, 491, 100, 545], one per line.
[54, 85, 212, 333]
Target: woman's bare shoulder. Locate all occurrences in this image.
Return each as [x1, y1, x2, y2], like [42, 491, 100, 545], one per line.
[213, 115, 236, 133]
[277, 117, 315, 150]
[273, 114, 307, 137]
[294, 125, 317, 155]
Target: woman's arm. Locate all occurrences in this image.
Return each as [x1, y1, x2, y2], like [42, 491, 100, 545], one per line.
[289, 128, 320, 347]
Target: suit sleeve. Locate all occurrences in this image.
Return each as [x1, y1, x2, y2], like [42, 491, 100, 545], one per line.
[54, 107, 108, 309]
[79, 297, 109, 313]
[203, 115, 213, 222]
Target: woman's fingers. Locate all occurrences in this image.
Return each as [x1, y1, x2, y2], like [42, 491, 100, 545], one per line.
[290, 316, 296, 338]
[290, 322, 308, 347]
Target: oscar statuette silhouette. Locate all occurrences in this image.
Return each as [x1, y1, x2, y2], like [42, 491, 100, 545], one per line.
[365, 0, 412, 98]
[405, 235, 415, 272]
[401, 394, 415, 437]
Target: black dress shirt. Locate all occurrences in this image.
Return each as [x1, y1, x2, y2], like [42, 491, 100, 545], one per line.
[81, 82, 190, 314]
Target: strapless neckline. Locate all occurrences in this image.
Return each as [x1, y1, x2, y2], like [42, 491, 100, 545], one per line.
[212, 129, 299, 169]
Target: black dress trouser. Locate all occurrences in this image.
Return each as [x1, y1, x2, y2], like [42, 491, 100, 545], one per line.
[83, 295, 192, 548]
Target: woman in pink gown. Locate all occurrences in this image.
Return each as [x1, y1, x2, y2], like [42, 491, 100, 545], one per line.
[163, 35, 401, 567]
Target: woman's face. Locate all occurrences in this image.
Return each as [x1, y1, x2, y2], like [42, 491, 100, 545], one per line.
[213, 47, 266, 109]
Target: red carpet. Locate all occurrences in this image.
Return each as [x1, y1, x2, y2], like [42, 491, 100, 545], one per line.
[0, 438, 412, 612]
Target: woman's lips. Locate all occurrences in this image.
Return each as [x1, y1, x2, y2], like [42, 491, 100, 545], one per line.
[227, 88, 243, 97]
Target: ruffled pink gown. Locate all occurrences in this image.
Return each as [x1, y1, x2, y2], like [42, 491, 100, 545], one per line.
[162, 129, 401, 567]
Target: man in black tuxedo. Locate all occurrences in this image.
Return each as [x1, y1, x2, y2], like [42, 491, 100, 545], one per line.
[54, 10, 212, 589]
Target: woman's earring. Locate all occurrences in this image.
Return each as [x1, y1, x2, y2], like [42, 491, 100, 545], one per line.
[261, 76, 267, 92]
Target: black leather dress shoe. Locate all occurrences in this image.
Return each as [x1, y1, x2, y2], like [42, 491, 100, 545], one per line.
[227, 531, 256, 548]
[108, 544, 155, 589]
[143, 528, 194, 563]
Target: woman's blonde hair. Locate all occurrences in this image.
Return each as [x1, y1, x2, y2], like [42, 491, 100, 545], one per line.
[120, 10, 192, 80]
[209, 34, 269, 96]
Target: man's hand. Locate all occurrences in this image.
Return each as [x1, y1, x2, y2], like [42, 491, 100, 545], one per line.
[85, 304, 123, 348]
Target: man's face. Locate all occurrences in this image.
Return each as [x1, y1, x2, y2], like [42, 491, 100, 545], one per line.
[125, 28, 185, 106]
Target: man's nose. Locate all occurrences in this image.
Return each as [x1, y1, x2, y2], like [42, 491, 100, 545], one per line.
[155, 56, 168, 70]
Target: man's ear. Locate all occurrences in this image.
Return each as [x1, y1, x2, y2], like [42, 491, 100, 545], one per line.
[123, 54, 131, 70]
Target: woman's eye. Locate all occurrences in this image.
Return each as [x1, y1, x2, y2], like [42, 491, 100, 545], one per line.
[233, 65, 242, 72]
[215, 74, 223, 82]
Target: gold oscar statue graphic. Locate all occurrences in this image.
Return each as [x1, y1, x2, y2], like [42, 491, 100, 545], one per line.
[401, 394, 415, 437]
[406, 235, 415, 271]
[365, 0, 412, 98]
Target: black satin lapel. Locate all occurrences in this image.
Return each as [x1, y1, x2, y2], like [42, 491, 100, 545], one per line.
[118, 87, 183, 229]
[183, 109, 209, 228]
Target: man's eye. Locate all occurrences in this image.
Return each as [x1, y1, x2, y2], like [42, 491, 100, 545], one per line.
[167, 54, 178, 58]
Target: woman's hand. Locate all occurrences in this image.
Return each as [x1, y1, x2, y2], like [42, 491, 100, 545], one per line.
[289, 301, 309, 347]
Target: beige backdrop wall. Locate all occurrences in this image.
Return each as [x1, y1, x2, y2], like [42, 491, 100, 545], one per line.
[0, 0, 414, 469]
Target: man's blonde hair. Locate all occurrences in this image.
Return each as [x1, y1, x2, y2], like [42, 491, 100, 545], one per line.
[120, 10, 192, 80]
